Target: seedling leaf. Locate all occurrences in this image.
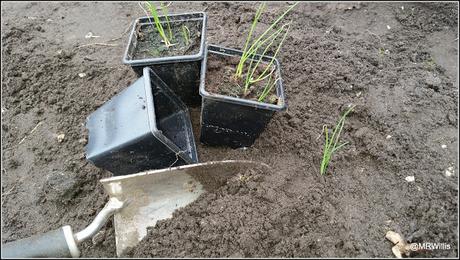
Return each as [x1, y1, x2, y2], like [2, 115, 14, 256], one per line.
[320, 105, 355, 175]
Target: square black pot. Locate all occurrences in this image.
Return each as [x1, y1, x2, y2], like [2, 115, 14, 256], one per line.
[86, 67, 198, 176]
[199, 45, 287, 148]
[123, 12, 207, 107]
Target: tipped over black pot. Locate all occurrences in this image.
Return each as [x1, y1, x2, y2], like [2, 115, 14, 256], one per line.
[86, 67, 198, 176]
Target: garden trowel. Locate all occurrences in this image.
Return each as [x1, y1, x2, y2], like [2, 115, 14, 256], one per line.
[1, 160, 269, 258]
[100, 160, 270, 257]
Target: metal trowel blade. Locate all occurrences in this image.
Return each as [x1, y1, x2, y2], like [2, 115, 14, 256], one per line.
[100, 160, 270, 256]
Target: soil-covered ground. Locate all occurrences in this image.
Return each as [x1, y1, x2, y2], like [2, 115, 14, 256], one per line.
[1, 2, 458, 258]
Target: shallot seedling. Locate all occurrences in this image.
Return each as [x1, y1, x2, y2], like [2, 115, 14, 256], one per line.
[320, 105, 355, 175]
[181, 25, 190, 45]
[234, 2, 298, 100]
[140, 1, 174, 47]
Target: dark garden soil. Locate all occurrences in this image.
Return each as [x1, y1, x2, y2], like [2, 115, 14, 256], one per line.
[1, 2, 459, 258]
[205, 53, 279, 104]
[132, 20, 202, 59]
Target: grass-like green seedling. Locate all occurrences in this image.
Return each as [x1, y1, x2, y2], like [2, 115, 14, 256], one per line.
[235, 2, 265, 78]
[244, 23, 291, 97]
[140, 1, 174, 47]
[234, 2, 298, 99]
[320, 105, 356, 175]
[181, 25, 190, 45]
[159, 2, 173, 41]
[257, 68, 277, 102]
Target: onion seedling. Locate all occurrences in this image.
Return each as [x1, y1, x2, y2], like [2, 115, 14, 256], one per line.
[234, 2, 298, 99]
[181, 25, 190, 45]
[159, 2, 173, 41]
[257, 68, 277, 102]
[140, 1, 174, 48]
[243, 23, 291, 96]
[320, 105, 356, 175]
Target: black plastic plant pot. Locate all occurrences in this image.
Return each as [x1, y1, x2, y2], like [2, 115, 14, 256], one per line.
[123, 13, 207, 107]
[199, 45, 287, 148]
[85, 67, 198, 176]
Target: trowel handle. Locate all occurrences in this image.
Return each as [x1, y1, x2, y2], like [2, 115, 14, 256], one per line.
[1, 198, 125, 258]
[1, 225, 80, 258]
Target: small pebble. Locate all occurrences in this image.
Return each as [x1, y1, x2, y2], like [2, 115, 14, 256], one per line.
[386, 135, 392, 139]
[92, 230, 105, 245]
[441, 144, 447, 149]
[57, 134, 65, 143]
[85, 32, 100, 39]
[425, 74, 441, 88]
[401, 6, 404, 10]
[387, 25, 391, 30]
[356, 91, 362, 97]
[78, 73, 87, 78]
[405, 176, 415, 182]
[445, 167, 454, 177]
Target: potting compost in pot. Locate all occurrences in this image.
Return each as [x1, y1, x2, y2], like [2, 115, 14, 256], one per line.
[123, 12, 207, 107]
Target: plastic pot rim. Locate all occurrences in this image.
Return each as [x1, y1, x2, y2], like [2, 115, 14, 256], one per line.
[199, 44, 287, 112]
[123, 12, 207, 66]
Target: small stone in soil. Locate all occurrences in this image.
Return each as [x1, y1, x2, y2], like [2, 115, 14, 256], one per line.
[441, 144, 447, 149]
[92, 230, 106, 245]
[425, 74, 441, 89]
[56, 134, 65, 143]
[78, 73, 87, 78]
[386, 135, 392, 139]
[405, 176, 415, 182]
[268, 94, 278, 104]
[445, 167, 454, 177]
[43, 171, 79, 204]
